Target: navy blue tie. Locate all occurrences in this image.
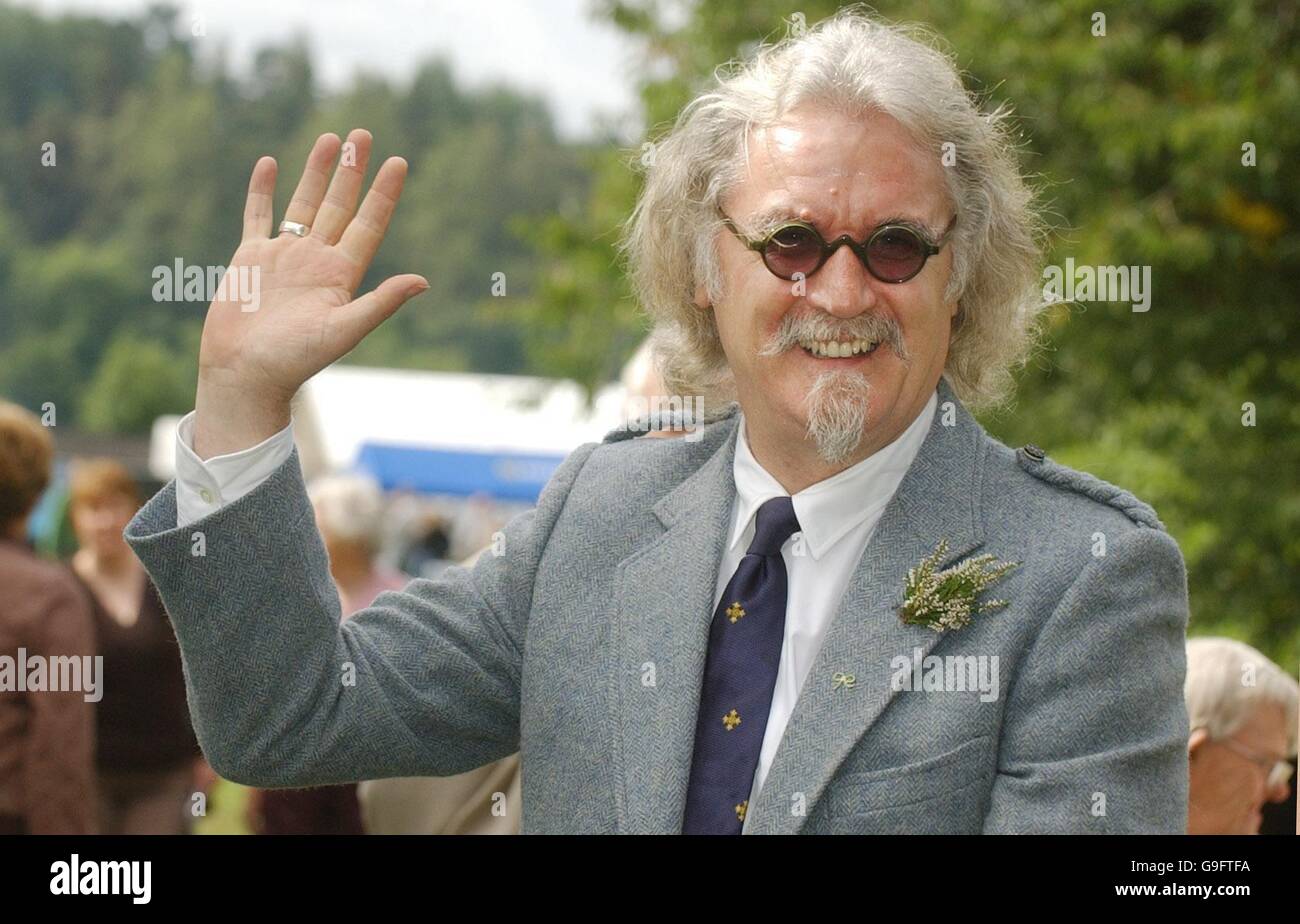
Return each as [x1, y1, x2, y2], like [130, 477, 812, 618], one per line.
[683, 495, 801, 834]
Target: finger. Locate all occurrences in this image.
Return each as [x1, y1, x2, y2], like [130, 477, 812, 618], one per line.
[311, 128, 373, 244]
[282, 133, 342, 230]
[328, 274, 429, 356]
[337, 156, 408, 271]
[242, 156, 277, 241]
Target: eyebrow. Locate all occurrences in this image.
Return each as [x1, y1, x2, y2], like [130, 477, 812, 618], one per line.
[743, 207, 946, 244]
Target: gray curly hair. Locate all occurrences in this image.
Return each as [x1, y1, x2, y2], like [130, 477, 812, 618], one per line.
[621, 6, 1046, 411]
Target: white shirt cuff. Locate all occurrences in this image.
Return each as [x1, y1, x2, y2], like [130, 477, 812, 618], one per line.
[174, 410, 296, 527]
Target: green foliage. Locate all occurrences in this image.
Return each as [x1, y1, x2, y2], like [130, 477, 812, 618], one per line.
[509, 144, 648, 388]
[0, 0, 586, 426]
[79, 334, 194, 434]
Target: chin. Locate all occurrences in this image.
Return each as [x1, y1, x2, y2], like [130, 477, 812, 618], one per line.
[798, 372, 873, 465]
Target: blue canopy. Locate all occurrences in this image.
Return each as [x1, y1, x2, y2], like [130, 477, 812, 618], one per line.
[353, 442, 567, 502]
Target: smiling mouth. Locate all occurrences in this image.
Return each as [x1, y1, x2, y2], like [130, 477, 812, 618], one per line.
[796, 338, 881, 359]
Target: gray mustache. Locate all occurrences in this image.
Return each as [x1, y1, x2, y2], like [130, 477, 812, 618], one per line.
[759, 313, 908, 360]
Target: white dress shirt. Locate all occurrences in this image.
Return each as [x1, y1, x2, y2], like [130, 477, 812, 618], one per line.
[725, 391, 936, 829]
[172, 411, 297, 527]
[171, 389, 938, 830]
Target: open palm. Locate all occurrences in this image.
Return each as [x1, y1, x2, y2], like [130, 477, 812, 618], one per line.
[194, 129, 427, 456]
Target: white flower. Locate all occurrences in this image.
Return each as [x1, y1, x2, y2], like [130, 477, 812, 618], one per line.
[899, 538, 1019, 632]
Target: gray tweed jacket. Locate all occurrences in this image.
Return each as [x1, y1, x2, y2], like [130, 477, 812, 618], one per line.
[124, 376, 1190, 833]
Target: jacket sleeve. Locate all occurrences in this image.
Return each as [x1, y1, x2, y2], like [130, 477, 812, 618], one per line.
[982, 526, 1190, 833]
[124, 442, 599, 788]
[25, 580, 98, 834]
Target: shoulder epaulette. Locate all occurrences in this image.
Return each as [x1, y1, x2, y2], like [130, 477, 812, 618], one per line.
[1015, 444, 1166, 530]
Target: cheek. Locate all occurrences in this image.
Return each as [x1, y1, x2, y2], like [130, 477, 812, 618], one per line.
[905, 292, 955, 352]
[716, 283, 787, 355]
[1225, 771, 1263, 806]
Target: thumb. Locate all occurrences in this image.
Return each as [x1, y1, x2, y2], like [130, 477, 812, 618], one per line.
[332, 274, 430, 352]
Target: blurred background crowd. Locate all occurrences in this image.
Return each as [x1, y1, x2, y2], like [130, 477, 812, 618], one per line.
[0, 0, 1296, 834]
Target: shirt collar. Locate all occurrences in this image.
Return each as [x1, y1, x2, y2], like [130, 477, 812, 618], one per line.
[729, 387, 938, 560]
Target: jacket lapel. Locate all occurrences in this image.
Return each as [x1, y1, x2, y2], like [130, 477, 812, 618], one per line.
[745, 377, 988, 834]
[610, 417, 741, 833]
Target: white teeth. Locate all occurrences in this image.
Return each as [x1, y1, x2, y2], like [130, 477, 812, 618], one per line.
[798, 339, 879, 358]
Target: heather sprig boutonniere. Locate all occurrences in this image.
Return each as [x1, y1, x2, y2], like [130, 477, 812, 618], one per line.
[900, 538, 1020, 632]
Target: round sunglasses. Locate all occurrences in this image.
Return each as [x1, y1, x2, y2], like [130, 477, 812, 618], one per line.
[720, 210, 957, 284]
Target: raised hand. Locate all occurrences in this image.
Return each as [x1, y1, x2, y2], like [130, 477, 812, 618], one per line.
[193, 129, 428, 458]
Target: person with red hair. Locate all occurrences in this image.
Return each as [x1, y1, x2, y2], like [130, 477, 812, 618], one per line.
[0, 401, 97, 834]
[68, 458, 202, 834]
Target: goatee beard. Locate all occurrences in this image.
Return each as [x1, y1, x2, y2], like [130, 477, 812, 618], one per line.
[805, 370, 871, 465]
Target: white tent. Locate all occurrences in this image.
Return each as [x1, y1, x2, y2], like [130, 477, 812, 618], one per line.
[151, 365, 627, 496]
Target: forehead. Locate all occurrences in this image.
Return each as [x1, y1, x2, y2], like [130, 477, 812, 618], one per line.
[727, 106, 950, 226]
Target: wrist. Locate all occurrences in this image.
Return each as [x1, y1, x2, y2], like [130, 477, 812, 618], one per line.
[193, 375, 292, 460]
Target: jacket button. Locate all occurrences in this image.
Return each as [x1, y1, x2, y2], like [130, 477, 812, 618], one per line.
[1022, 444, 1045, 462]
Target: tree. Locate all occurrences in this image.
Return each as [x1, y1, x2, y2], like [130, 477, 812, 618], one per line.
[78, 333, 193, 434]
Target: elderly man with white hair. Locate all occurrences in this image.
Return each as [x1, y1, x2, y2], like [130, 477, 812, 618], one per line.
[126, 8, 1190, 833]
[306, 474, 405, 617]
[1185, 637, 1297, 835]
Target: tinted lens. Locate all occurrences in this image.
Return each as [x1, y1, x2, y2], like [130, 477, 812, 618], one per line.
[762, 224, 823, 279]
[867, 226, 928, 282]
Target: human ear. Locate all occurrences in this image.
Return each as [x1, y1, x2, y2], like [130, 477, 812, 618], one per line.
[694, 283, 711, 311]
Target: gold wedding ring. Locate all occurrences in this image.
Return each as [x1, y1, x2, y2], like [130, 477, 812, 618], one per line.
[278, 220, 310, 237]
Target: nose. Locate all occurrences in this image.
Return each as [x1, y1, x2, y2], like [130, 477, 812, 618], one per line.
[805, 243, 878, 320]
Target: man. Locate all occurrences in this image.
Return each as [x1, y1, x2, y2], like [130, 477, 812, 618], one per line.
[125, 9, 1190, 833]
[0, 401, 98, 834]
[1184, 637, 1296, 834]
